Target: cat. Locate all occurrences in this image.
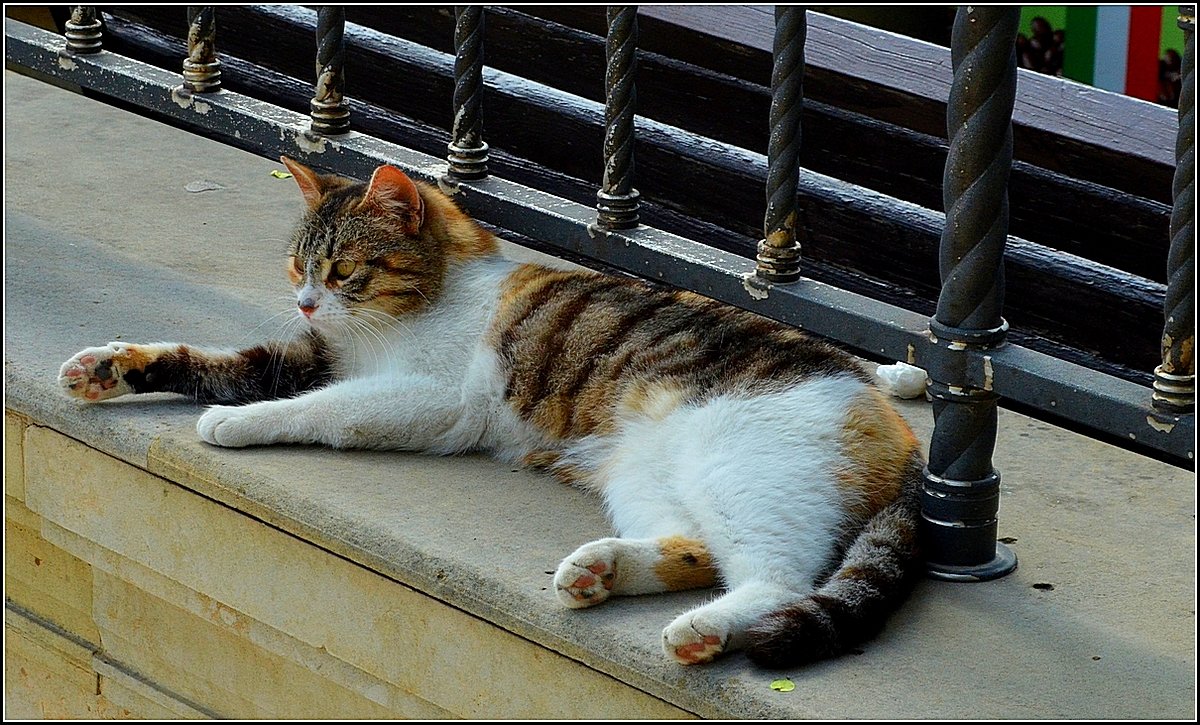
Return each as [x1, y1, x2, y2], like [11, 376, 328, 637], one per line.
[58, 157, 924, 667]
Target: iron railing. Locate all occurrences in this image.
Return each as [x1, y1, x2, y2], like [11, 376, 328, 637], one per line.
[6, 6, 1194, 580]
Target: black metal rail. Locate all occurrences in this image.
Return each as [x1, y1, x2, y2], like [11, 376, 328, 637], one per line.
[596, 6, 640, 230]
[445, 6, 488, 181]
[182, 6, 220, 94]
[3, 7, 1194, 579]
[1154, 6, 1196, 415]
[756, 6, 805, 285]
[921, 7, 1020, 580]
[63, 5, 101, 54]
[309, 6, 349, 136]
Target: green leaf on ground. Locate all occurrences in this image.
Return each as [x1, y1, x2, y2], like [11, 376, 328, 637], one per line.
[770, 678, 795, 693]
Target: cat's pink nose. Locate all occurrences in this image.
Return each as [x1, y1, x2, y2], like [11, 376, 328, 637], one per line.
[299, 303, 318, 317]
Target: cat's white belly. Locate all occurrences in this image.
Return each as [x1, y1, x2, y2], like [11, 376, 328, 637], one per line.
[588, 374, 866, 589]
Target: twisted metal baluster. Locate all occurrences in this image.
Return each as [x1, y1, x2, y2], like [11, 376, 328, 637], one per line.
[64, 6, 102, 54]
[922, 6, 1020, 582]
[446, 6, 489, 180]
[1153, 6, 1196, 413]
[310, 6, 350, 135]
[596, 6, 640, 230]
[182, 7, 221, 93]
[756, 5, 806, 284]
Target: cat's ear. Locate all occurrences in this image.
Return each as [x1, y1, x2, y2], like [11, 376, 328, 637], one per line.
[359, 164, 424, 232]
[280, 156, 326, 209]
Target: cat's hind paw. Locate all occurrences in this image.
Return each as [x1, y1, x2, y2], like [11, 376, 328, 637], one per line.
[662, 612, 729, 665]
[554, 540, 619, 609]
[59, 343, 138, 402]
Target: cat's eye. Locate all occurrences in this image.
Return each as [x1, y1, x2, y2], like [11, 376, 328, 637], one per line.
[331, 259, 357, 281]
[291, 256, 304, 274]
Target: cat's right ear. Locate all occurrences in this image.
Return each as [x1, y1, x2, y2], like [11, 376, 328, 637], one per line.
[280, 156, 325, 209]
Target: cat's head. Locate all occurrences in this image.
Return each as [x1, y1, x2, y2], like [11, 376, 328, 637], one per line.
[279, 157, 496, 332]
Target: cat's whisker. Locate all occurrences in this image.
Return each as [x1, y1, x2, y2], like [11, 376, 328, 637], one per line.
[346, 313, 396, 373]
[236, 307, 302, 347]
[351, 306, 420, 349]
[348, 312, 416, 373]
[347, 315, 387, 375]
[266, 316, 305, 398]
[340, 316, 376, 373]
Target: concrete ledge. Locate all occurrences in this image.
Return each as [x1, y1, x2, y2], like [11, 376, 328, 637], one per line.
[4, 69, 1195, 719]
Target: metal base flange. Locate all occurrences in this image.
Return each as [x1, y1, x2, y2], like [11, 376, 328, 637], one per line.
[926, 541, 1017, 582]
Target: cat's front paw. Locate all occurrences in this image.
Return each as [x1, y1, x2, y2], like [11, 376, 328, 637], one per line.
[554, 540, 619, 609]
[59, 343, 138, 402]
[197, 404, 282, 448]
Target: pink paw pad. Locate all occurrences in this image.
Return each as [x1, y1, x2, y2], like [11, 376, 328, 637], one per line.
[59, 345, 136, 403]
[671, 634, 724, 665]
[557, 559, 617, 606]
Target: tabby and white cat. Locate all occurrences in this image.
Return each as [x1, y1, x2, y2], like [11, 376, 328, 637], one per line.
[59, 158, 923, 667]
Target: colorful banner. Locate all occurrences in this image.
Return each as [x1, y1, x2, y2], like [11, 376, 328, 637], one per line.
[1018, 6, 1185, 104]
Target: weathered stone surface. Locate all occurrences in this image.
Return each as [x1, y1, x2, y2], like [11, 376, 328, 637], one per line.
[91, 570, 441, 720]
[23, 426, 692, 719]
[5, 411, 29, 501]
[4, 511, 99, 645]
[93, 658, 211, 721]
[4, 609, 100, 720]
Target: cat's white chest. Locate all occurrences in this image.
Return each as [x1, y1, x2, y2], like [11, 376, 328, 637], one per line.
[314, 256, 551, 457]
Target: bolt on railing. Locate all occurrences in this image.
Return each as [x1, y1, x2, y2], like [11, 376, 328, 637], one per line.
[596, 5, 640, 230]
[1153, 5, 1196, 414]
[756, 5, 806, 284]
[446, 6, 489, 181]
[182, 7, 221, 93]
[310, 6, 350, 136]
[64, 6, 102, 54]
[921, 6, 1020, 582]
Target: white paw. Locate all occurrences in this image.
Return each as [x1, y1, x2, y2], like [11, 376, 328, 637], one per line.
[662, 610, 730, 665]
[196, 405, 280, 448]
[554, 539, 619, 609]
[58, 342, 136, 402]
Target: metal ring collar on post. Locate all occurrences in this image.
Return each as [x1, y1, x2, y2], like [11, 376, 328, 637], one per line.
[64, 6, 102, 54]
[756, 5, 806, 284]
[310, 6, 350, 136]
[183, 7, 221, 94]
[921, 6, 1020, 583]
[596, 6, 640, 231]
[446, 6, 489, 181]
[1153, 6, 1196, 413]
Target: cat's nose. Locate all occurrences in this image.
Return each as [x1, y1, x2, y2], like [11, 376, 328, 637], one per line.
[298, 298, 318, 317]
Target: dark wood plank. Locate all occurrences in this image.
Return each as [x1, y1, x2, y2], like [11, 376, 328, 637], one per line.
[529, 5, 1177, 203]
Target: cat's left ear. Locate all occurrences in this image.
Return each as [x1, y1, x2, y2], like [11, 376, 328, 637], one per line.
[359, 164, 424, 232]
[280, 156, 326, 209]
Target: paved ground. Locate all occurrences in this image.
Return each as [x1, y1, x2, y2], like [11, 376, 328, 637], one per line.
[4, 67, 1196, 719]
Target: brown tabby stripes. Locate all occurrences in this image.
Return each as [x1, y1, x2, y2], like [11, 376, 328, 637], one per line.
[121, 333, 334, 404]
[492, 265, 871, 441]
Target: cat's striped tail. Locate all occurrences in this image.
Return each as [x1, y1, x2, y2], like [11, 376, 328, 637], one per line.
[744, 453, 925, 668]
